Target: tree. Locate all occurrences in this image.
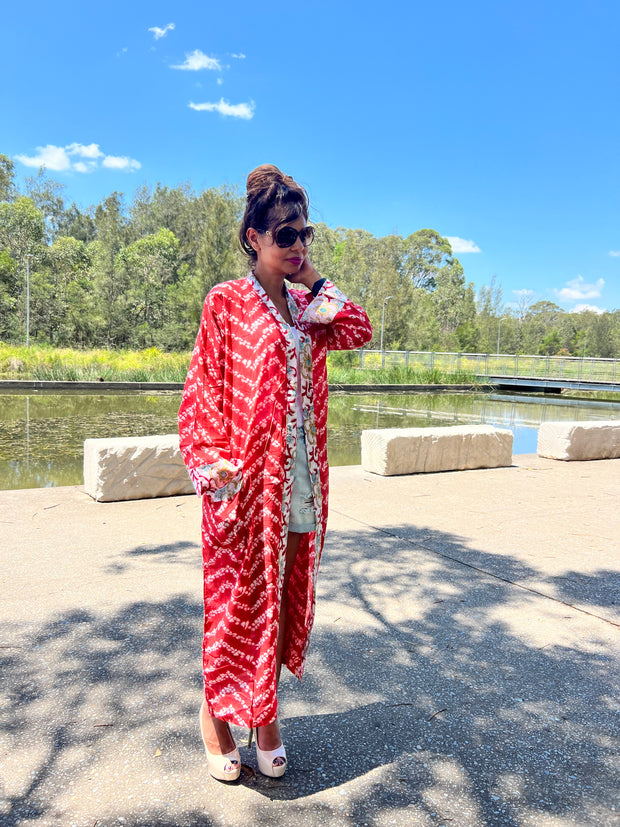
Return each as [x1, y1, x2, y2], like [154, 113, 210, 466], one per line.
[475, 276, 505, 352]
[538, 330, 562, 355]
[24, 168, 67, 241]
[432, 260, 478, 350]
[522, 301, 563, 354]
[0, 250, 18, 340]
[401, 229, 454, 290]
[115, 228, 180, 347]
[91, 193, 130, 345]
[0, 196, 46, 273]
[192, 187, 245, 322]
[36, 236, 95, 345]
[56, 203, 97, 243]
[0, 154, 16, 202]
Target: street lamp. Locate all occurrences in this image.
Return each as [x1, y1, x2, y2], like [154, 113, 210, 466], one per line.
[380, 295, 393, 353]
[497, 317, 508, 355]
[26, 254, 33, 347]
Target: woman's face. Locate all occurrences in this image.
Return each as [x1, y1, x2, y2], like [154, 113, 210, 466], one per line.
[250, 215, 309, 279]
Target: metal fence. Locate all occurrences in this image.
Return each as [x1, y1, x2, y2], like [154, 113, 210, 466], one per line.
[354, 350, 619, 382]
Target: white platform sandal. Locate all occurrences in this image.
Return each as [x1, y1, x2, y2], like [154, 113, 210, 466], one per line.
[248, 727, 287, 778]
[200, 708, 241, 782]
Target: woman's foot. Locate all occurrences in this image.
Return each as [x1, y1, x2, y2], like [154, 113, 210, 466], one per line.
[252, 720, 287, 778]
[199, 702, 241, 782]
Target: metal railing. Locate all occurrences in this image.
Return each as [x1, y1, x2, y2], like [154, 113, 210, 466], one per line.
[353, 350, 619, 382]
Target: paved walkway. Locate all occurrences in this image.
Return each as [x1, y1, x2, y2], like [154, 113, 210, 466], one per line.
[1, 456, 618, 827]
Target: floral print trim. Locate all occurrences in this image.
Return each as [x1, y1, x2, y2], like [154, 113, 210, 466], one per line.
[190, 458, 243, 500]
[301, 281, 347, 325]
[247, 273, 324, 585]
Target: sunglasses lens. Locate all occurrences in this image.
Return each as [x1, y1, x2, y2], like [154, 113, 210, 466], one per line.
[275, 227, 298, 247]
[274, 226, 315, 247]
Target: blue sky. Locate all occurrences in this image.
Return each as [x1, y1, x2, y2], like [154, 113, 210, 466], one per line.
[3, 0, 619, 313]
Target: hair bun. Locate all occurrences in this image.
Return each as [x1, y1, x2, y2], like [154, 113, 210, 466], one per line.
[246, 164, 293, 197]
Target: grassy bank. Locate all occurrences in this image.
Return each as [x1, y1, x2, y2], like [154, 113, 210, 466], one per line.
[0, 344, 191, 383]
[0, 344, 479, 386]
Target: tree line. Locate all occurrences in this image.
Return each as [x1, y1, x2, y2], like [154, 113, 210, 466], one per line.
[1, 154, 618, 357]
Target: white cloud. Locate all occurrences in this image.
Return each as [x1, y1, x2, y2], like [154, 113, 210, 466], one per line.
[172, 50, 221, 71]
[512, 288, 535, 298]
[609, 250, 620, 257]
[149, 23, 175, 39]
[14, 143, 141, 173]
[73, 161, 95, 173]
[189, 98, 255, 119]
[217, 78, 224, 85]
[573, 304, 605, 314]
[102, 155, 142, 171]
[67, 142, 103, 159]
[555, 275, 605, 301]
[14, 145, 72, 171]
[445, 236, 482, 254]
[231, 53, 246, 59]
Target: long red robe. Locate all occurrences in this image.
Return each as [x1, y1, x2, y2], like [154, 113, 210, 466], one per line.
[178, 274, 372, 727]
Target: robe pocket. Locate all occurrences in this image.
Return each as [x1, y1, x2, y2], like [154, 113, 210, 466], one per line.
[203, 491, 243, 547]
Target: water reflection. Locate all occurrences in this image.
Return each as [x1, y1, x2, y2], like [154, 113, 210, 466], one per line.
[0, 390, 618, 490]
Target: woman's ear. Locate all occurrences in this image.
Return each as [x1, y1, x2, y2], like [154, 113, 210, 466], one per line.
[246, 227, 261, 252]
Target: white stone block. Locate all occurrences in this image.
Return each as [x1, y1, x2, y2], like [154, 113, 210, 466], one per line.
[361, 425, 513, 476]
[84, 434, 194, 502]
[537, 421, 620, 461]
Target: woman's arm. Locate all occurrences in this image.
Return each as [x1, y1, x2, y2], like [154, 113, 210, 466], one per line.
[178, 291, 242, 496]
[291, 261, 373, 351]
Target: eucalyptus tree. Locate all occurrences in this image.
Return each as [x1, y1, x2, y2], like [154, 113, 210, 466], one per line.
[0, 154, 16, 202]
[0, 250, 18, 340]
[24, 168, 67, 241]
[44, 236, 94, 345]
[521, 300, 563, 354]
[115, 227, 181, 347]
[90, 192, 130, 345]
[0, 196, 46, 274]
[476, 276, 505, 353]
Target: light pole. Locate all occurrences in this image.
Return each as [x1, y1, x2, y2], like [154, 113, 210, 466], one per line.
[497, 317, 508, 355]
[380, 295, 393, 354]
[26, 254, 33, 347]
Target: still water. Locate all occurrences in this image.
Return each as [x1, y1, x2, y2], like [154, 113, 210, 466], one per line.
[1, 389, 618, 490]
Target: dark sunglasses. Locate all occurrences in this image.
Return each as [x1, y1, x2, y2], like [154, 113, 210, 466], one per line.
[265, 225, 315, 248]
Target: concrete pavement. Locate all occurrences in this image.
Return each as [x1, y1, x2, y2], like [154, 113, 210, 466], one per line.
[0, 455, 618, 827]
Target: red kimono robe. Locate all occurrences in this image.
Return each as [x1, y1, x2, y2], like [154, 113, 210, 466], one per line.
[178, 274, 372, 727]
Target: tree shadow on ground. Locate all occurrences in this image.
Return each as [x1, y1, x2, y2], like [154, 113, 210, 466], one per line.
[1, 524, 617, 826]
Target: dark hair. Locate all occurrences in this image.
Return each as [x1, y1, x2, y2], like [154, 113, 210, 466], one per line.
[239, 164, 309, 261]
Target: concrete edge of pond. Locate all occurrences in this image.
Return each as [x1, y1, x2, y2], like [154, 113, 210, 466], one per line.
[0, 380, 494, 393]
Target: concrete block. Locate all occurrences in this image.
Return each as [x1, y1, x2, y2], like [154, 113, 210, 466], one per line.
[361, 425, 513, 476]
[537, 421, 620, 461]
[84, 434, 194, 502]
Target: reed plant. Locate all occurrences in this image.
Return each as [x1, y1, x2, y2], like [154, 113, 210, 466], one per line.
[0, 343, 479, 385]
[327, 364, 478, 385]
[0, 344, 191, 383]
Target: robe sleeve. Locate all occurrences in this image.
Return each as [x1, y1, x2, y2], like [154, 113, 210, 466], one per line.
[178, 291, 243, 497]
[299, 279, 373, 350]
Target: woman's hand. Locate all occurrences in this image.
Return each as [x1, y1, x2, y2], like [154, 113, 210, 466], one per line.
[288, 257, 322, 291]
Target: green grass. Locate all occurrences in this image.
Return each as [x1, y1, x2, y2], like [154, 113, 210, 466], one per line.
[0, 344, 483, 385]
[327, 365, 478, 385]
[0, 344, 191, 383]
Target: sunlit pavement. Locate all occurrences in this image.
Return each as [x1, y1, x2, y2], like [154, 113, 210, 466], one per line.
[1, 455, 618, 827]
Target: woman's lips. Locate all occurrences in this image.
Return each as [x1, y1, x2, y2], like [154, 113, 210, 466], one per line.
[287, 258, 302, 266]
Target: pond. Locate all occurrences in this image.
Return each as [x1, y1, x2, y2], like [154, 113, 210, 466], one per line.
[1, 389, 619, 490]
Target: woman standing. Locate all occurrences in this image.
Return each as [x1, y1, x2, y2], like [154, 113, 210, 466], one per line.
[178, 165, 372, 781]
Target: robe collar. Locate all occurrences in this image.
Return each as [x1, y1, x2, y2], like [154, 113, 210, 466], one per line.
[247, 271, 300, 330]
